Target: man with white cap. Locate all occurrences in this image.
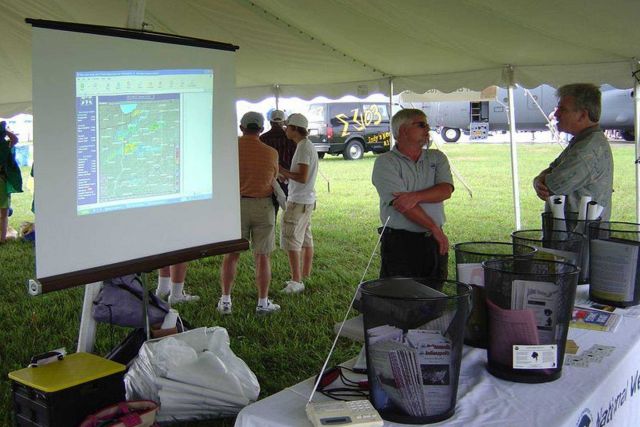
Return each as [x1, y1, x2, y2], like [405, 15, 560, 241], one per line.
[260, 109, 297, 215]
[217, 111, 281, 315]
[279, 113, 318, 294]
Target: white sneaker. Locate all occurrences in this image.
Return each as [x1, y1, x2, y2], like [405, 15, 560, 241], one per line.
[281, 280, 305, 294]
[168, 292, 200, 305]
[256, 300, 281, 315]
[216, 298, 232, 315]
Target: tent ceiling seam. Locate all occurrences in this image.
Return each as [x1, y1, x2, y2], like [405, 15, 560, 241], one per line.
[237, 0, 390, 80]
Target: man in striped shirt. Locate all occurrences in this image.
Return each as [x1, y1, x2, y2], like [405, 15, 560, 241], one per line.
[217, 112, 281, 315]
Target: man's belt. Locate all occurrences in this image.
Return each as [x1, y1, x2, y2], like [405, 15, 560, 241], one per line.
[378, 227, 433, 238]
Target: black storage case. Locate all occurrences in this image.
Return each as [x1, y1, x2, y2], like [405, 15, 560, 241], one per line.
[9, 353, 125, 427]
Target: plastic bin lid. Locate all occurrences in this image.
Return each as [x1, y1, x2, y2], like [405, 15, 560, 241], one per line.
[8, 352, 125, 392]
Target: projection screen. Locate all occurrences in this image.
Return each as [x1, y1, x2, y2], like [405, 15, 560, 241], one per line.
[29, 20, 244, 292]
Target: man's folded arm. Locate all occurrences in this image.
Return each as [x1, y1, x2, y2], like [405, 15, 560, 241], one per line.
[399, 205, 449, 255]
[392, 183, 453, 213]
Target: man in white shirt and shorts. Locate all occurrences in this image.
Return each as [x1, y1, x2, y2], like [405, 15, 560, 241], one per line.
[278, 113, 318, 294]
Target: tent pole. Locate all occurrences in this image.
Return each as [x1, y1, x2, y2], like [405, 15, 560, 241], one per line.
[505, 66, 522, 229]
[634, 64, 640, 223]
[274, 84, 280, 110]
[389, 78, 395, 148]
[127, 0, 146, 29]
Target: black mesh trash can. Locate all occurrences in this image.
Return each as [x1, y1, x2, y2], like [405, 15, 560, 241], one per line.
[360, 278, 471, 424]
[483, 258, 579, 383]
[512, 229, 584, 271]
[542, 212, 600, 283]
[588, 221, 640, 307]
[453, 242, 536, 348]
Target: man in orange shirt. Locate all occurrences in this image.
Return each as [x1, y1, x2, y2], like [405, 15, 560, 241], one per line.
[217, 112, 281, 315]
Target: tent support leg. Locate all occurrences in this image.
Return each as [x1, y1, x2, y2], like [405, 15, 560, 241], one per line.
[274, 84, 281, 110]
[634, 74, 640, 223]
[506, 76, 522, 230]
[388, 78, 395, 148]
[77, 282, 102, 353]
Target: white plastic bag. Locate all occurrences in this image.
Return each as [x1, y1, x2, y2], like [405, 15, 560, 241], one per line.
[125, 327, 260, 422]
[272, 178, 287, 211]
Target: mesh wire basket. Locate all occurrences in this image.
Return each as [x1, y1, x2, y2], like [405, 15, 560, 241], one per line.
[453, 242, 536, 348]
[482, 258, 579, 383]
[361, 278, 471, 424]
[588, 221, 640, 307]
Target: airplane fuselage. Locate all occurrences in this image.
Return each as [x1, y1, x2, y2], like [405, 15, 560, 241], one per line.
[419, 85, 634, 141]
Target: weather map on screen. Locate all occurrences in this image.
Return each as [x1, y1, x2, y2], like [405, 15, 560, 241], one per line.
[75, 69, 213, 215]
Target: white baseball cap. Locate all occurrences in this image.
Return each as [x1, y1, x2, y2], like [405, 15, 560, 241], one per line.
[286, 113, 308, 129]
[240, 111, 264, 129]
[269, 109, 286, 123]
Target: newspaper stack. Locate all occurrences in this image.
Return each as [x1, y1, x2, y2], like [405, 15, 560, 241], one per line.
[367, 326, 452, 417]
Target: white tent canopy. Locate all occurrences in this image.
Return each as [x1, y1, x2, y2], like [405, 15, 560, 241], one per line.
[1, 0, 639, 116]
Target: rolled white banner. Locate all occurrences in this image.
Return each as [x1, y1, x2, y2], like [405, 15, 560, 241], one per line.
[549, 195, 566, 232]
[578, 196, 592, 221]
[586, 201, 603, 221]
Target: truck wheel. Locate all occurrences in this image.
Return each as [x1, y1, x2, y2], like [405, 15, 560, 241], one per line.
[343, 140, 364, 160]
[621, 131, 635, 142]
[441, 127, 461, 143]
[317, 152, 325, 159]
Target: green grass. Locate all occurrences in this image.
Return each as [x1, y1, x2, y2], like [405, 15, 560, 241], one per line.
[0, 142, 636, 426]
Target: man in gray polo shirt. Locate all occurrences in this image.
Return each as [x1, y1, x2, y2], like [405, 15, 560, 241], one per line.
[533, 83, 614, 220]
[372, 109, 454, 279]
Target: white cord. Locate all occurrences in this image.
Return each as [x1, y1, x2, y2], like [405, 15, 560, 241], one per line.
[307, 216, 391, 404]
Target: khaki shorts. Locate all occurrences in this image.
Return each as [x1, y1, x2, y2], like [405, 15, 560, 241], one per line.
[281, 202, 314, 251]
[240, 197, 276, 254]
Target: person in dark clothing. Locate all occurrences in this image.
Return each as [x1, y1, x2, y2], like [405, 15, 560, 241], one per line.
[260, 109, 297, 216]
[0, 121, 22, 242]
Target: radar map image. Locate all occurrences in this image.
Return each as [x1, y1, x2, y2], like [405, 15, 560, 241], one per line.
[98, 94, 181, 202]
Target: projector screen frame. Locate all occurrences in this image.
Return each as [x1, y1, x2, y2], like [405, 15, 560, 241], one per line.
[27, 19, 245, 294]
[34, 238, 249, 294]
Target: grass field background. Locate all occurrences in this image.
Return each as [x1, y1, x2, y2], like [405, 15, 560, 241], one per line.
[0, 142, 635, 426]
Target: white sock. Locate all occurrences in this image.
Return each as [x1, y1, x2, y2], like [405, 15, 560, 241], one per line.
[221, 294, 231, 303]
[157, 276, 171, 294]
[171, 282, 184, 296]
[258, 297, 268, 307]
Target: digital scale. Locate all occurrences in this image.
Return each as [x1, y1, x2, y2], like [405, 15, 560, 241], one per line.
[306, 400, 383, 426]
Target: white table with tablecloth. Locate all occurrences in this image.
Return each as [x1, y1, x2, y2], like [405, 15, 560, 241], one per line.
[235, 286, 640, 427]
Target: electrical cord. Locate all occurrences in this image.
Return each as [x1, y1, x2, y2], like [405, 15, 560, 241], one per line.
[314, 366, 370, 401]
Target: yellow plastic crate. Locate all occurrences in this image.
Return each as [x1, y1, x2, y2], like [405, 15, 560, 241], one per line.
[9, 352, 126, 427]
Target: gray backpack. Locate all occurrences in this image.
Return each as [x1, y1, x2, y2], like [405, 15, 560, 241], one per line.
[92, 274, 169, 328]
